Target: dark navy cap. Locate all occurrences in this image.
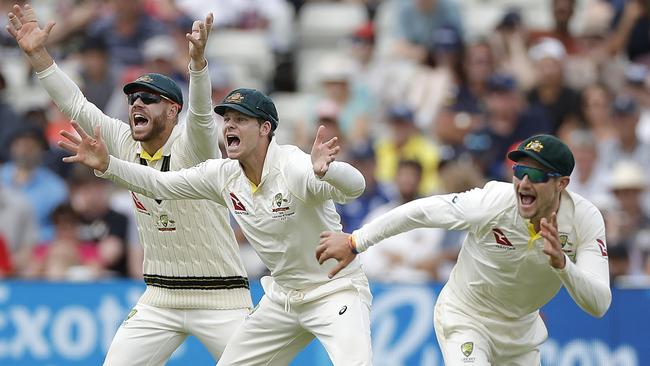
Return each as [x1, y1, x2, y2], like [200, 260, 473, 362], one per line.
[388, 104, 414, 122]
[123, 73, 183, 109]
[347, 142, 375, 161]
[214, 88, 279, 130]
[612, 95, 639, 115]
[431, 26, 463, 52]
[487, 73, 517, 92]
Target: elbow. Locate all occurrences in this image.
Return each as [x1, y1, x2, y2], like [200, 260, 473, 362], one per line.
[588, 288, 612, 319]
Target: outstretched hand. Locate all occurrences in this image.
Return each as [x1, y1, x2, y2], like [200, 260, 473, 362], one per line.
[316, 231, 356, 278]
[311, 125, 340, 178]
[187, 13, 213, 69]
[6, 3, 54, 55]
[58, 121, 110, 173]
[541, 212, 566, 269]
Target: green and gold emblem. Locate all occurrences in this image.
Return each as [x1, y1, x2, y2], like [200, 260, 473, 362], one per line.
[461, 342, 474, 357]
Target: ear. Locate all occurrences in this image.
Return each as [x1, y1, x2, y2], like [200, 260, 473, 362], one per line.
[259, 120, 272, 136]
[167, 104, 179, 119]
[557, 176, 570, 192]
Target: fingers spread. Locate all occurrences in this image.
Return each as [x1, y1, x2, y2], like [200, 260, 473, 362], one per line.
[57, 140, 78, 153]
[22, 4, 37, 22]
[70, 121, 89, 139]
[60, 129, 82, 144]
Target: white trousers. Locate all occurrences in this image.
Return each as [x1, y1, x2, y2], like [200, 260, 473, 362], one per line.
[217, 285, 372, 366]
[434, 289, 545, 366]
[103, 303, 248, 366]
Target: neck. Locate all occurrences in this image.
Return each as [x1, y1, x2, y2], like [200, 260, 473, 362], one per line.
[240, 141, 271, 186]
[13, 167, 33, 185]
[141, 128, 174, 156]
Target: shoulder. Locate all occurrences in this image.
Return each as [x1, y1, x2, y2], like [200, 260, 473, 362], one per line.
[566, 190, 604, 220]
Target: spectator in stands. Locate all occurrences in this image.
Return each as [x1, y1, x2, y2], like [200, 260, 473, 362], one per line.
[600, 95, 650, 172]
[407, 25, 465, 130]
[608, 0, 650, 66]
[68, 167, 130, 278]
[529, 0, 579, 54]
[621, 63, 650, 144]
[76, 35, 115, 112]
[0, 125, 68, 242]
[86, 0, 166, 70]
[606, 160, 650, 276]
[375, 104, 440, 195]
[25, 203, 104, 280]
[465, 73, 552, 181]
[0, 70, 24, 163]
[489, 9, 536, 91]
[0, 182, 37, 277]
[579, 83, 617, 144]
[567, 129, 611, 204]
[527, 38, 582, 137]
[435, 40, 493, 147]
[394, 0, 463, 63]
[338, 142, 393, 232]
[317, 55, 376, 145]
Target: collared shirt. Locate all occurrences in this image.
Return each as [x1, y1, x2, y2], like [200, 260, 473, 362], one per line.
[102, 139, 367, 290]
[354, 181, 611, 319]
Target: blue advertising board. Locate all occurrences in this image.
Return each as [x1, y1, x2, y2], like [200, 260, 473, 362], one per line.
[0, 281, 646, 365]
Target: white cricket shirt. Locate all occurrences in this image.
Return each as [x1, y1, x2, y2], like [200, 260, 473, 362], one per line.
[37, 63, 251, 309]
[354, 181, 611, 319]
[101, 139, 366, 290]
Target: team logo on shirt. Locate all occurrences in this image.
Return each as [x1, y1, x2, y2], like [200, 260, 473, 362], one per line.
[461, 342, 474, 357]
[156, 214, 177, 232]
[230, 192, 249, 215]
[560, 233, 577, 262]
[270, 192, 295, 220]
[492, 228, 515, 250]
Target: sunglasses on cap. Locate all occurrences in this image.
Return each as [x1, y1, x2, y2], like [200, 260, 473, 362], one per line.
[127, 91, 174, 106]
[513, 164, 562, 183]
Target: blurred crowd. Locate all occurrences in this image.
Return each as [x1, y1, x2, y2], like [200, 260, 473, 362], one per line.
[1, 0, 650, 287]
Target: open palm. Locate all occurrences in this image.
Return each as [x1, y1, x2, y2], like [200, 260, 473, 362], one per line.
[58, 121, 110, 173]
[187, 13, 213, 61]
[311, 125, 340, 178]
[6, 4, 54, 54]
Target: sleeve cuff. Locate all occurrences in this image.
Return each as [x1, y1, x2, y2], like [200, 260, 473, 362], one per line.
[94, 156, 115, 177]
[188, 60, 209, 75]
[552, 254, 573, 276]
[35, 62, 58, 79]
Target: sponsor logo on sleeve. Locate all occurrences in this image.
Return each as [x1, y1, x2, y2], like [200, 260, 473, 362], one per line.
[596, 239, 608, 257]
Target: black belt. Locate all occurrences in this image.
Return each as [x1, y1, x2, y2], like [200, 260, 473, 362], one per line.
[144, 274, 250, 290]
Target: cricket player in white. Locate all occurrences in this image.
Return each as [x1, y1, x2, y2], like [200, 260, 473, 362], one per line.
[7, 5, 252, 365]
[317, 134, 611, 365]
[58, 87, 372, 365]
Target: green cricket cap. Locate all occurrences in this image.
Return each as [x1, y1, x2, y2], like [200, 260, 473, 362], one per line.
[123, 73, 183, 109]
[507, 134, 574, 176]
[214, 88, 279, 130]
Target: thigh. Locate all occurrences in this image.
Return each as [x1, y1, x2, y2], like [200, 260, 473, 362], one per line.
[499, 349, 541, 366]
[434, 302, 490, 366]
[103, 304, 187, 366]
[218, 296, 313, 366]
[187, 308, 249, 360]
[302, 289, 372, 366]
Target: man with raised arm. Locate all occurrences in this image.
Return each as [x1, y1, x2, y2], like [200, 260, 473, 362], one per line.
[317, 134, 611, 365]
[7, 4, 251, 365]
[58, 87, 373, 365]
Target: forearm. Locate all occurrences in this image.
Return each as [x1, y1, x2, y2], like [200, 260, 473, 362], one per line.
[185, 61, 220, 160]
[320, 161, 365, 202]
[353, 195, 468, 252]
[25, 47, 54, 72]
[99, 156, 213, 201]
[555, 255, 611, 317]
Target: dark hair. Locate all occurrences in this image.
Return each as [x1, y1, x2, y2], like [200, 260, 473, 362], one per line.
[257, 118, 275, 141]
[398, 159, 423, 177]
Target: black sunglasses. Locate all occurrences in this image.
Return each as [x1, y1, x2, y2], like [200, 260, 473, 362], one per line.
[513, 164, 562, 183]
[127, 91, 173, 106]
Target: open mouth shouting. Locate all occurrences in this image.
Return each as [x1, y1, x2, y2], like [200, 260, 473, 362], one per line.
[225, 133, 241, 153]
[518, 192, 537, 210]
[131, 111, 150, 132]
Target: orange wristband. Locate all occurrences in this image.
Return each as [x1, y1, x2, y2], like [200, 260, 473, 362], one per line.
[348, 235, 359, 254]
